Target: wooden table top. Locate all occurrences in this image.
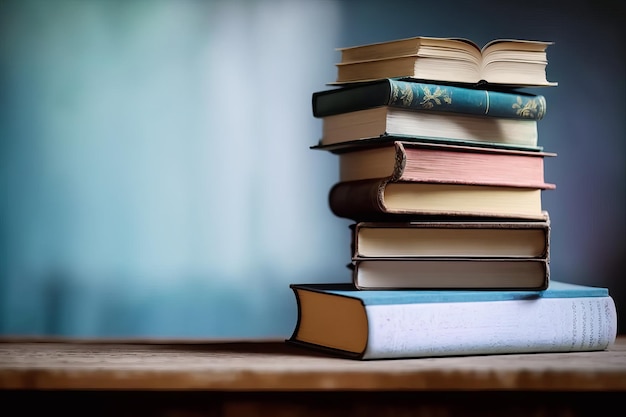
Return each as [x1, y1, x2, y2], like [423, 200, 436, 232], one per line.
[1, 336, 625, 391]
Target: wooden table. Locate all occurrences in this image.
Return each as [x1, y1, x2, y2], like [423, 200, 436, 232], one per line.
[1, 336, 625, 416]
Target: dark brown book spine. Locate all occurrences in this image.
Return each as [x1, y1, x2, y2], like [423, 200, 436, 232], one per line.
[328, 179, 388, 220]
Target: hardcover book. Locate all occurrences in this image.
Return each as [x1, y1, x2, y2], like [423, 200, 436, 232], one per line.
[319, 106, 539, 149]
[333, 36, 557, 87]
[335, 141, 556, 188]
[287, 281, 617, 360]
[313, 78, 547, 120]
[350, 258, 549, 290]
[351, 217, 551, 258]
[328, 179, 549, 221]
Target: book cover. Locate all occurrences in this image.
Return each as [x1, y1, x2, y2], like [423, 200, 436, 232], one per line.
[335, 141, 556, 188]
[287, 281, 617, 360]
[328, 179, 549, 221]
[313, 78, 547, 120]
[311, 135, 544, 153]
[351, 216, 551, 258]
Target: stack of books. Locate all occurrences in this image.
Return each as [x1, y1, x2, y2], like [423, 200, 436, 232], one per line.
[287, 36, 617, 360]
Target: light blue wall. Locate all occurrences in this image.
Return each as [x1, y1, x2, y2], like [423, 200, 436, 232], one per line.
[0, 0, 349, 338]
[1, 0, 624, 337]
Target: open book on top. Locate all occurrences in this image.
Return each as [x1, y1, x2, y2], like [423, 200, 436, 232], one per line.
[334, 36, 557, 87]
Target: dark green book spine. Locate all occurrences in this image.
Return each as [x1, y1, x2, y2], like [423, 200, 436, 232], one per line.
[313, 79, 547, 120]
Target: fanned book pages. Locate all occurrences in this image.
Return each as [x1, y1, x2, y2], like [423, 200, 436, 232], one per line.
[334, 141, 556, 188]
[313, 78, 548, 119]
[333, 36, 557, 87]
[287, 281, 617, 360]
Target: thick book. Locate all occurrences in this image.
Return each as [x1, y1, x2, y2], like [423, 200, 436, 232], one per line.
[328, 179, 550, 221]
[351, 258, 549, 290]
[335, 141, 556, 188]
[333, 36, 557, 87]
[351, 217, 551, 258]
[319, 106, 538, 149]
[287, 281, 617, 360]
[313, 78, 547, 120]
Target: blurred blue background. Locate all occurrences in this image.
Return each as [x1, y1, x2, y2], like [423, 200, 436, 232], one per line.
[1, 0, 624, 338]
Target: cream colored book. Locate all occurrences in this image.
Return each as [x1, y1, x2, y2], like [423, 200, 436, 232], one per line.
[351, 217, 550, 258]
[334, 36, 557, 87]
[329, 180, 549, 220]
[320, 107, 538, 148]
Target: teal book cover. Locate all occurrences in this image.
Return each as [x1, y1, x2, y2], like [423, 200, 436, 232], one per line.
[292, 280, 609, 305]
[313, 78, 547, 120]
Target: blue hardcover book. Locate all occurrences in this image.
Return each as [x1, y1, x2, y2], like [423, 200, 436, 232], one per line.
[312, 78, 547, 120]
[287, 281, 617, 360]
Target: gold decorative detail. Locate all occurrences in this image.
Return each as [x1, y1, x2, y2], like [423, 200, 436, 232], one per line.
[512, 96, 541, 118]
[419, 86, 452, 109]
[391, 83, 414, 106]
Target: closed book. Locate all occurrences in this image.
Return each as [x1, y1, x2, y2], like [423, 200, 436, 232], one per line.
[351, 217, 551, 258]
[320, 106, 538, 149]
[313, 78, 547, 120]
[328, 179, 549, 221]
[287, 281, 617, 360]
[312, 135, 543, 153]
[351, 258, 549, 290]
[335, 141, 556, 188]
[333, 36, 556, 87]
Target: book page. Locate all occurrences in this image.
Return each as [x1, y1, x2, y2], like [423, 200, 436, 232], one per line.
[482, 39, 554, 53]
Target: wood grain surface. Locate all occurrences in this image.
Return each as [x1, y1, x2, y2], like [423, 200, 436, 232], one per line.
[1, 336, 625, 391]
